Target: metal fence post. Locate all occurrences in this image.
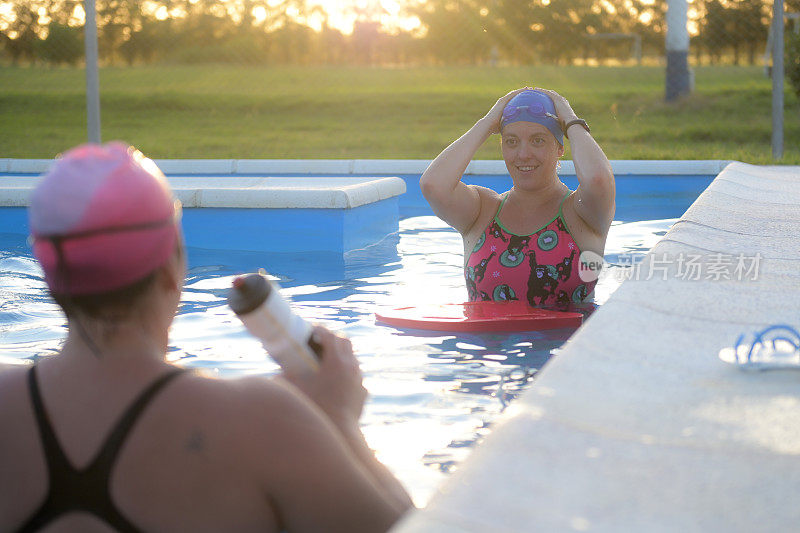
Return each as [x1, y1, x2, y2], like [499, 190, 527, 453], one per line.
[84, 0, 101, 144]
[665, 0, 691, 102]
[771, 0, 784, 160]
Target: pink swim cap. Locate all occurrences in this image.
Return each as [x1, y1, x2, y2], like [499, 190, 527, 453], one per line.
[29, 142, 180, 295]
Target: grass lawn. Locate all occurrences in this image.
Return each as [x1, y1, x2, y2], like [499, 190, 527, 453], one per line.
[2, 64, 798, 163]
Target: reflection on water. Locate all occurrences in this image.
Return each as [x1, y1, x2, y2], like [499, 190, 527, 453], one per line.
[0, 216, 674, 505]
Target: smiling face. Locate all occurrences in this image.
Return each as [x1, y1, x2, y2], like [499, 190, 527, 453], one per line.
[501, 121, 564, 189]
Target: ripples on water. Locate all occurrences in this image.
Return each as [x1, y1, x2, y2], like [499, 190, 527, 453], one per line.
[0, 216, 674, 505]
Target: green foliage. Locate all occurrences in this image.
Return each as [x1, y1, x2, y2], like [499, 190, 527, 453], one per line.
[694, 0, 765, 65]
[118, 20, 173, 65]
[165, 35, 269, 65]
[2, 2, 41, 64]
[37, 23, 83, 65]
[787, 31, 800, 99]
[0, 0, 771, 67]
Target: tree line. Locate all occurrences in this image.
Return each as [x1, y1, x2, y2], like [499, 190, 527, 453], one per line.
[0, 0, 793, 66]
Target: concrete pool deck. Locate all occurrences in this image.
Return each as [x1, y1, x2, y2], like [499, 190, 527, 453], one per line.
[393, 161, 800, 532]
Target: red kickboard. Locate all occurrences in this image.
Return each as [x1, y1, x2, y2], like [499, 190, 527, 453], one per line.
[375, 301, 583, 333]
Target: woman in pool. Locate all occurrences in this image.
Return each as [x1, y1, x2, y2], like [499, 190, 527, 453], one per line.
[0, 143, 411, 532]
[420, 87, 615, 308]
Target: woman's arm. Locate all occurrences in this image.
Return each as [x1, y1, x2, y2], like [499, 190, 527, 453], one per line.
[537, 88, 616, 234]
[243, 376, 410, 533]
[279, 327, 413, 513]
[420, 88, 526, 234]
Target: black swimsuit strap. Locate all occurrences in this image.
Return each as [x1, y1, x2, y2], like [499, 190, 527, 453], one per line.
[18, 366, 186, 533]
[27, 365, 73, 483]
[88, 367, 186, 474]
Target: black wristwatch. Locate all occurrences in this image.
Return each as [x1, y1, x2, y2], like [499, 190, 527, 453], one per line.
[563, 118, 590, 138]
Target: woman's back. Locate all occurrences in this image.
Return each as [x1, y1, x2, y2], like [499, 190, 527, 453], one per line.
[0, 360, 286, 532]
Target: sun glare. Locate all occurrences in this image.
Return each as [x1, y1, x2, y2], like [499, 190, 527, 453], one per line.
[0, 0, 418, 37]
[72, 3, 85, 24]
[0, 0, 701, 39]
[0, 2, 13, 32]
[252, 5, 268, 24]
[308, 0, 420, 35]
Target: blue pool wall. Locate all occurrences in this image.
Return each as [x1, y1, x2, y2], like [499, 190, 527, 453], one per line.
[0, 173, 715, 236]
[0, 207, 26, 236]
[395, 173, 714, 221]
[0, 159, 725, 260]
[0, 198, 398, 252]
[182, 198, 399, 253]
[159, 172, 715, 221]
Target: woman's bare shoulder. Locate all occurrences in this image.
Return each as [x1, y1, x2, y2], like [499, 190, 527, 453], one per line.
[180, 373, 325, 436]
[471, 185, 502, 201]
[0, 359, 31, 390]
[0, 362, 34, 426]
[461, 186, 502, 232]
[190, 374, 352, 486]
[178, 371, 307, 411]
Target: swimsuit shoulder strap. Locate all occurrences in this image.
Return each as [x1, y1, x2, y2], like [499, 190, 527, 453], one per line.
[17, 365, 75, 533]
[27, 365, 73, 478]
[494, 192, 509, 219]
[17, 366, 186, 533]
[557, 191, 571, 218]
[89, 368, 186, 474]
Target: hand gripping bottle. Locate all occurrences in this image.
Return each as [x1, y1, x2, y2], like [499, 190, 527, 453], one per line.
[227, 272, 321, 373]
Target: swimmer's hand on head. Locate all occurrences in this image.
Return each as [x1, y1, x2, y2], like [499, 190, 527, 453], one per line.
[479, 87, 530, 135]
[534, 87, 579, 131]
[420, 86, 533, 234]
[532, 86, 614, 231]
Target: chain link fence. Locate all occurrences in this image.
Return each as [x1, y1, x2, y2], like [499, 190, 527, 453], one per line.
[1, 0, 798, 161]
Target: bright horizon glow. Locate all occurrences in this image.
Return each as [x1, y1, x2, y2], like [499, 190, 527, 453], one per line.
[0, 0, 421, 35]
[0, 2, 13, 34]
[0, 0, 712, 39]
[305, 0, 421, 35]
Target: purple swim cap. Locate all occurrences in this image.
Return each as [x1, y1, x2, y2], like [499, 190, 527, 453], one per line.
[501, 90, 563, 145]
[29, 142, 180, 296]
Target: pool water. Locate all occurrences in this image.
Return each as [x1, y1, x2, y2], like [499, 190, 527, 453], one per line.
[0, 212, 673, 505]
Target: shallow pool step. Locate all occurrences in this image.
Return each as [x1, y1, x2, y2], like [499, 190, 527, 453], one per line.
[0, 175, 406, 254]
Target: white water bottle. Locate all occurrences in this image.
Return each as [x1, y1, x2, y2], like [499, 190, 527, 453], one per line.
[227, 272, 321, 374]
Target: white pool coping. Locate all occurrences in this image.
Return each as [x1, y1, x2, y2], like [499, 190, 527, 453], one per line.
[0, 176, 406, 209]
[0, 158, 724, 209]
[0, 159, 732, 176]
[392, 161, 800, 532]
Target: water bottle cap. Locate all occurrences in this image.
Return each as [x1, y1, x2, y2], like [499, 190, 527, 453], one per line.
[227, 272, 272, 315]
